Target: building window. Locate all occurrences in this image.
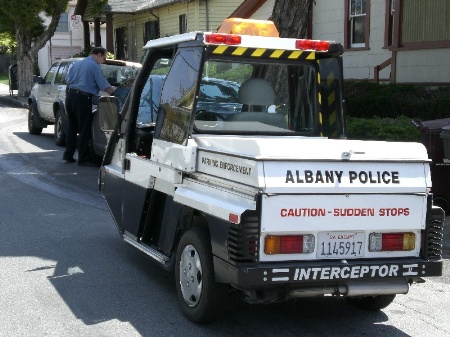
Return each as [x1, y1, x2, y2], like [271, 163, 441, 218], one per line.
[56, 12, 69, 33]
[144, 20, 159, 43]
[401, 0, 450, 44]
[386, 0, 450, 50]
[345, 0, 370, 49]
[115, 27, 128, 60]
[179, 14, 187, 34]
[385, 0, 395, 47]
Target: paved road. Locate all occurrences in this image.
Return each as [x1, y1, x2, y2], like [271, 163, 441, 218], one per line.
[0, 93, 449, 337]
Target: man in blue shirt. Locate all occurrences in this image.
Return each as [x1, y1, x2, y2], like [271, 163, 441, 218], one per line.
[63, 47, 116, 166]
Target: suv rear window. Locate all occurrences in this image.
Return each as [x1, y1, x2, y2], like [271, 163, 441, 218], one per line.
[101, 63, 141, 86]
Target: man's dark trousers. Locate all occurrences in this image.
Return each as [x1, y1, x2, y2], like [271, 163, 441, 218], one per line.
[63, 91, 93, 164]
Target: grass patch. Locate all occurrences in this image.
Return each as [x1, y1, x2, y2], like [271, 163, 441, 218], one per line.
[0, 73, 9, 85]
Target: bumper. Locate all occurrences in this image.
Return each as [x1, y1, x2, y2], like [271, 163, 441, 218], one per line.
[214, 257, 443, 286]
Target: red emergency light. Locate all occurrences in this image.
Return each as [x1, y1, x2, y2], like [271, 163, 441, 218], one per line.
[296, 39, 330, 51]
[205, 33, 242, 45]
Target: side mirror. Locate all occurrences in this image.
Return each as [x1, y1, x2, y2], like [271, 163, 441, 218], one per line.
[98, 96, 120, 132]
[33, 75, 43, 84]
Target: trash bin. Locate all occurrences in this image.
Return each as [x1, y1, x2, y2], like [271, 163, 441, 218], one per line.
[413, 118, 450, 214]
[8, 63, 18, 96]
[441, 126, 450, 161]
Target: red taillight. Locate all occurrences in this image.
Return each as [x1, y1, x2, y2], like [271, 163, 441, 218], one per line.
[369, 232, 416, 252]
[280, 235, 303, 254]
[265, 235, 315, 254]
[296, 39, 330, 51]
[382, 233, 406, 251]
[205, 33, 242, 45]
[228, 213, 239, 224]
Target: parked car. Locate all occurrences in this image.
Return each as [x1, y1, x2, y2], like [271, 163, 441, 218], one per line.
[27, 58, 142, 146]
[90, 75, 243, 159]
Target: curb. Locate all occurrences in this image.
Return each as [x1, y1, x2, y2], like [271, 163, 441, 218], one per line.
[0, 95, 28, 108]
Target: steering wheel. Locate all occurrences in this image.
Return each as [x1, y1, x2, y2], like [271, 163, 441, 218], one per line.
[195, 110, 224, 121]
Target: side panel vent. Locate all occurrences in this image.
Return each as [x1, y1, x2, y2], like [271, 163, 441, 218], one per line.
[228, 212, 260, 263]
[423, 205, 444, 260]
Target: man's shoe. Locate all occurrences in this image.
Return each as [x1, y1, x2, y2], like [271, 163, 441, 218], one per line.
[63, 156, 76, 163]
[78, 161, 98, 167]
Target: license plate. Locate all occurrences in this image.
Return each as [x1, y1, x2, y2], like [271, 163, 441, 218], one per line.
[318, 232, 365, 259]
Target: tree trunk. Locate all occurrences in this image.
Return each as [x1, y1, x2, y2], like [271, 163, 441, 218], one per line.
[264, 0, 314, 98]
[270, 0, 313, 39]
[12, 1, 67, 98]
[16, 30, 35, 98]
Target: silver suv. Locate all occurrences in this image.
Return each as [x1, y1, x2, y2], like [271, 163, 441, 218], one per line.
[27, 58, 141, 146]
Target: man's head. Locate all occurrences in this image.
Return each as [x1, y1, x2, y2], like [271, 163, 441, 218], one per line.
[91, 47, 107, 64]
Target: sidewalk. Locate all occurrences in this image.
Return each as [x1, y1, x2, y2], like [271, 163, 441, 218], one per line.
[0, 83, 28, 108]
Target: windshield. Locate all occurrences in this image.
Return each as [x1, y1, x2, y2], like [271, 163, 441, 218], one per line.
[193, 59, 319, 135]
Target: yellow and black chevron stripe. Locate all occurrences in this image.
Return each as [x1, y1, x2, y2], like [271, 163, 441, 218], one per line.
[208, 45, 316, 61]
[318, 58, 340, 138]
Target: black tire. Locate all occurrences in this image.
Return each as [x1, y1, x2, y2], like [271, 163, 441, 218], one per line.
[175, 227, 227, 324]
[28, 104, 43, 135]
[54, 109, 66, 146]
[88, 123, 103, 165]
[346, 294, 396, 311]
[433, 196, 450, 215]
[88, 139, 103, 165]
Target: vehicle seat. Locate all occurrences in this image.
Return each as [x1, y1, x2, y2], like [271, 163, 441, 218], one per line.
[238, 78, 275, 112]
[226, 78, 286, 129]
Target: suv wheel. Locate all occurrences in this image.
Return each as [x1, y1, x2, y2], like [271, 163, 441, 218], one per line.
[54, 109, 66, 146]
[28, 104, 43, 135]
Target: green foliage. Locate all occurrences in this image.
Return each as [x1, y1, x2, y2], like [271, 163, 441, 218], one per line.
[345, 81, 450, 121]
[203, 61, 252, 83]
[0, 32, 16, 54]
[73, 44, 115, 59]
[73, 47, 92, 58]
[346, 115, 421, 142]
[90, 0, 108, 14]
[344, 81, 450, 142]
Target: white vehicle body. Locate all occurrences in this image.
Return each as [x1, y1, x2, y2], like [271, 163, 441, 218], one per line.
[97, 19, 444, 323]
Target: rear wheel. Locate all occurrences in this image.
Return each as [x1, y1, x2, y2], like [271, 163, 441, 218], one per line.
[433, 196, 449, 215]
[28, 104, 43, 135]
[54, 109, 66, 146]
[175, 227, 227, 324]
[346, 294, 396, 311]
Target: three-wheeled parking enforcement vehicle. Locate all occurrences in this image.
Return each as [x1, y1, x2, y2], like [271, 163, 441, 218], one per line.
[97, 19, 444, 323]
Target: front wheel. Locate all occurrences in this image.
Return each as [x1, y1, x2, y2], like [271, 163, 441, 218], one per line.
[28, 104, 43, 135]
[175, 227, 227, 324]
[346, 294, 396, 311]
[54, 109, 66, 146]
